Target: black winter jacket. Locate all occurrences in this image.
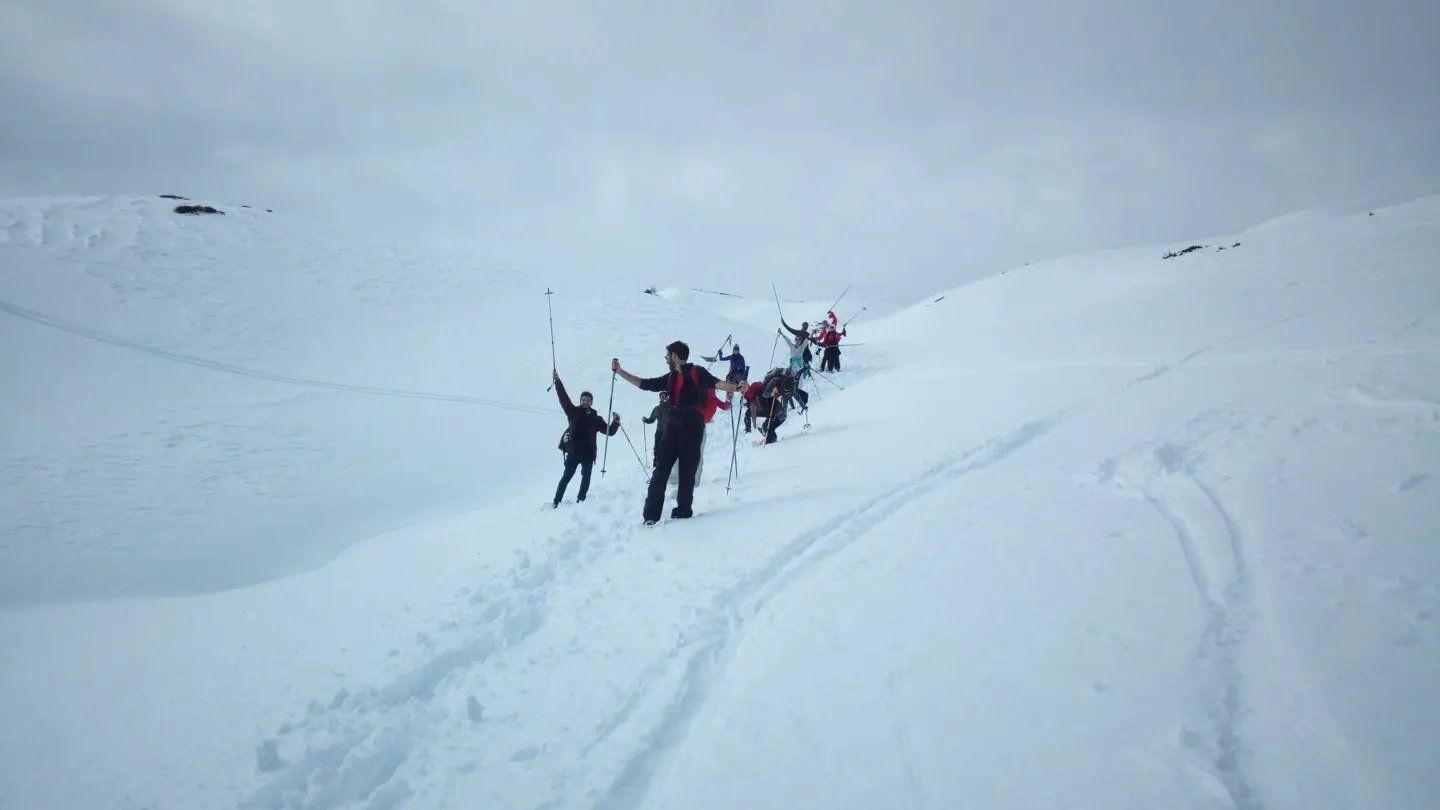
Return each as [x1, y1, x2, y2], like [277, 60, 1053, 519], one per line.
[556, 379, 619, 460]
[637, 363, 723, 433]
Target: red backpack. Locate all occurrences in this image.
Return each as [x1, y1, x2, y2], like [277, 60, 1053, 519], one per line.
[701, 387, 720, 423]
[673, 366, 720, 422]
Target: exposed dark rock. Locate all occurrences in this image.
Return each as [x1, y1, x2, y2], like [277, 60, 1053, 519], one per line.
[1162, 245, 1206, 260]
[159, 194, 189, 200]
[1162, 242, 1241, 260]
[174, 204, 225, 215]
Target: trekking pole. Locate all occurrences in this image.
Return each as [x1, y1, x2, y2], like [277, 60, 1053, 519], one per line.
[827, 284, 851, 315]
[768, 329, 780, 368]
[601, 371, 616, 476]
[797, 376, 811, 429]
[842, 306, 866, 329]
[813, 370, 845, 390]
[705, 334, 732, 366]
[544, 287, 558, 391]
[618, 423, 648, 477]
[760, 391, 779, 445]
[726, 402, 741, 492]
[771, 283, 786, 322]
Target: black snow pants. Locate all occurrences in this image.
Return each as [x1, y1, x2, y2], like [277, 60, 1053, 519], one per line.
[821, 345, 840, 372]
[763, 405, 787, 443]
[644, 407, 704, 522]
[554, 454, 594, 505]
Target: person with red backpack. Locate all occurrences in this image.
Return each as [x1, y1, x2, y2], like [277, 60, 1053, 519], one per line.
[743, 369, 793, 444]
[612, 340, 747, 525]
[655, 386, 732, 488]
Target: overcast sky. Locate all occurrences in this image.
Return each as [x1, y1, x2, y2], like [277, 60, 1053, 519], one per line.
[2, 0, 1437, 304]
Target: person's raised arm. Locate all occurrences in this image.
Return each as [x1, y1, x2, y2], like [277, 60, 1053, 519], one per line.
[694, 364, 746, 395]
[553, 371, 576, 415]
[612, 358, 666, 391]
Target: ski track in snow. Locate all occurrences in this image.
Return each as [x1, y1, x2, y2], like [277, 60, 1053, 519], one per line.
[236, 331, 1357, 810]
[591, 410, 1072, 810]
[235, 403, 1073, 810]
[1097, 430, 1263, 810]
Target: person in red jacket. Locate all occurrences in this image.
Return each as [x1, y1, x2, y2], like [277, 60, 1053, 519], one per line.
[702, 387, 732, 423]
[818, 310, 846, 372]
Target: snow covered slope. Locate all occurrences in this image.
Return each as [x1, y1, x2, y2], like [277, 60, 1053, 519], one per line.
[1, 194, 1437, 810]
[0, 195, 778, 608]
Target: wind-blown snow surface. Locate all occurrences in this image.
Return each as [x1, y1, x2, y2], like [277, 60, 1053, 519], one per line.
[2, 194, 1438, 810]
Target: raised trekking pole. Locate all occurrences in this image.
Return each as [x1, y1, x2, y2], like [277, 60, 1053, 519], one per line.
[826, 284, 851, 315]
[842, 306, 866, 329]
[601, 370, 617, 476]
[771, 283, 786, 322]
[544, 287, 558, 391]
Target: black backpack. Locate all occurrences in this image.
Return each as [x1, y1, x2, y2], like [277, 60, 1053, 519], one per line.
[762, 369, 793, 400]
[558, 427, 572, 454]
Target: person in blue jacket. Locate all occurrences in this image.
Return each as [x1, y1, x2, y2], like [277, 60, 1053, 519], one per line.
[716, 344, 747, 384]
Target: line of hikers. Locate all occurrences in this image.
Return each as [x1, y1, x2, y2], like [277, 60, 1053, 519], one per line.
[550, 310, 851, 524]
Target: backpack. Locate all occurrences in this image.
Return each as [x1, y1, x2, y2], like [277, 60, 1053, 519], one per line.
[558, 427, 572, 454]
[701, 388, 719, 423]
[670, 366, 706, 412]
[761, 368, 793, 400]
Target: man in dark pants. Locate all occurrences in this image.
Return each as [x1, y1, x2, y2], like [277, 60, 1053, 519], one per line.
[552, 370, 620, 507]
[612, 341, 748, 525]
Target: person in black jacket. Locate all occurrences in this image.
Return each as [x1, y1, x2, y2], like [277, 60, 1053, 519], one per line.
[641, 392, 672, 469]
[612, 340, 747, 524]
[552, 371, 620, 507]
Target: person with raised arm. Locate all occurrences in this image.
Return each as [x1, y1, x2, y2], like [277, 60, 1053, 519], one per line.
[612, 340, 746, 525]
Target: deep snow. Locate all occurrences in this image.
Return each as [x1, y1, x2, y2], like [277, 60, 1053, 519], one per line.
[1, 193, 1437, 810]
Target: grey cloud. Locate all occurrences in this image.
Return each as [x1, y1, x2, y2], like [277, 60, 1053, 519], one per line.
[2, 0, 1438, 301]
